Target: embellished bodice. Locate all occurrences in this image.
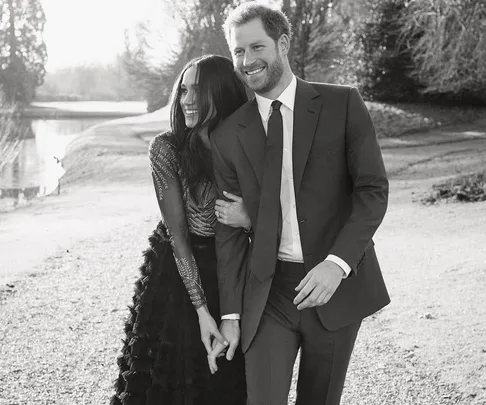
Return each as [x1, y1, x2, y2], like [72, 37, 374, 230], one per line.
[149, 132, 217, 308]
[181, 181, 217, 238]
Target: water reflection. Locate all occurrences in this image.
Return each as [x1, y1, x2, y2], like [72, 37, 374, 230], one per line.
[0, 118, 104, 211]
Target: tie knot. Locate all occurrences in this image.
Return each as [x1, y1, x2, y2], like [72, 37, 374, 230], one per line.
[271, 100, 282, 111]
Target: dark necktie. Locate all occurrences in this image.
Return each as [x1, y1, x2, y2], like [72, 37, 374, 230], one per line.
[250, 100, 283, 281]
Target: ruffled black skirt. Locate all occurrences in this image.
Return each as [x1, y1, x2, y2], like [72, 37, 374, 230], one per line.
[110, 222, 246, 405]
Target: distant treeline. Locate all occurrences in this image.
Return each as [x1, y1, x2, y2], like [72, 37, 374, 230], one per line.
[35, 57, 146, 102]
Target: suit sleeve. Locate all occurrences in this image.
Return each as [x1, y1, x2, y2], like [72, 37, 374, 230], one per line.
[328, 88, 389, 274]
[210, 130, 250, 315]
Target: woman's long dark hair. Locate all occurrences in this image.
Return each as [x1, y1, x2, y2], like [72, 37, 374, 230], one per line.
[168, 54, 247, 202]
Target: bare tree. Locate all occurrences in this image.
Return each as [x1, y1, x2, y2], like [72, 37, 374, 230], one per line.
[122, 23, 176, 111]
[399, 0, 486, 99]
[123, 0, 239, 111]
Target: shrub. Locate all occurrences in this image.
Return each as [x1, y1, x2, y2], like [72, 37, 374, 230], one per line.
[422, 172, 486, 204]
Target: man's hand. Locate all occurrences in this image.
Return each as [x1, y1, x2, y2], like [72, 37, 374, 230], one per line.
[207, 319, 240, 374]
[293, 260, 344, 310]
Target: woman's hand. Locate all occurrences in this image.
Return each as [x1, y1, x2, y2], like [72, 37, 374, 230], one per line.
[215, 191, 251, 230]
[196, 304, 228, 354]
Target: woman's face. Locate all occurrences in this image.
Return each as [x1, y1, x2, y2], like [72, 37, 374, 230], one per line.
[179, 65, 215, 129]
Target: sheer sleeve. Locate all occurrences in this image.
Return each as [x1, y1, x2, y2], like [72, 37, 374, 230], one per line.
[149, 134, 206, 309]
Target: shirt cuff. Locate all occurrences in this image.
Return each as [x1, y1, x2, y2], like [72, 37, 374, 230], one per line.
[221, 313, 240, 320]
[325, 255, 351, 279]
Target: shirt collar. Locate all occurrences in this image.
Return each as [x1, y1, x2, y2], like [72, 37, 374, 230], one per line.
[255, 74, 297, 121]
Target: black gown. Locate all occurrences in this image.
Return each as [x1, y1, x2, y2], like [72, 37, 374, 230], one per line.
[110, 132, 246, 405]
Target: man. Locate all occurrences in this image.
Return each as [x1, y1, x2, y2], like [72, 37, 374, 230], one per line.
[209, 3, 390, 404]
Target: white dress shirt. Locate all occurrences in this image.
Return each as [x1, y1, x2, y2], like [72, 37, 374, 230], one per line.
[222, 75, 350, 320]
[254, 75, 351, 274]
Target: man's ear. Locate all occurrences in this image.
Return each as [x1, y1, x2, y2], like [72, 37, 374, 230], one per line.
[278, 34, 291, 56]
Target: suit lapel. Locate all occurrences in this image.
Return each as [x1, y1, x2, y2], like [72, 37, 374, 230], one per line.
[236, 99, 266, 185]
[292, 78, 322, 195]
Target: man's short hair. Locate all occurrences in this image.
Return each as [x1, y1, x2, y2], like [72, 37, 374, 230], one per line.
[223, 2, 292, 45]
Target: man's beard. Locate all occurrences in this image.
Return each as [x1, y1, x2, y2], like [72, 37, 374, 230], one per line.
[238, 55, 284, 94]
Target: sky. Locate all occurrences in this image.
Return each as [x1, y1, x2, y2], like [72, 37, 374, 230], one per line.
[40, 0, 180, 71]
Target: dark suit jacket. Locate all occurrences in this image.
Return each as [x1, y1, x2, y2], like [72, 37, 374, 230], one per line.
[210, 78, 390, 353]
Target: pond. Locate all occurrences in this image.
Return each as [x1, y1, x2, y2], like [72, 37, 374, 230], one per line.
[0, 101, 147, 211]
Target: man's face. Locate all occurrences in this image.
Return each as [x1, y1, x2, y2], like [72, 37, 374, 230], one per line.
[229, 18, 284, 95]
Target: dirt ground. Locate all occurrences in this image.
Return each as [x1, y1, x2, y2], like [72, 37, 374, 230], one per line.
[0, 118, 485, 404]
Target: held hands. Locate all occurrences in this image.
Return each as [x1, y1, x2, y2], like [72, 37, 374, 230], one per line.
[196, 305, 228, 355]
[293, 260, 345, 310]
[207, 319, 240, 374]
[215, 191, 251, 231]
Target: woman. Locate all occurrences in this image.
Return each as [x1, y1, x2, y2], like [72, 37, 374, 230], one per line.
[111, 55, 250, 405]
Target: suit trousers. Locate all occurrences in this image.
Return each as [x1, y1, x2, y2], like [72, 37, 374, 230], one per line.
[245, 261, 361, 405]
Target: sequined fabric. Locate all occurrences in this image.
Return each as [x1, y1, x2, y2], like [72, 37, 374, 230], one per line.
[148, 132, 217, 308]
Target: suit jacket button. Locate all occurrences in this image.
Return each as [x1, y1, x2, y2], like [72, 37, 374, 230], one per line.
[298, 218, 307, 224]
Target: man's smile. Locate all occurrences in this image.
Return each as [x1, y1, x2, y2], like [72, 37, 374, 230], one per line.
[246, 66, 265, 76]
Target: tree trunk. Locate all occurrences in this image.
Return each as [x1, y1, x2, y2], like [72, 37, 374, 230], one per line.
[6, 0, 19, 103]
